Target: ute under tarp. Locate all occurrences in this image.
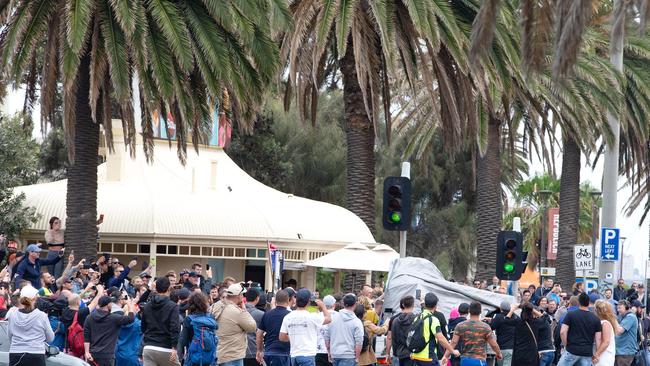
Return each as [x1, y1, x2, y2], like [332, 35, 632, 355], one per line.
[383, 257, 515, 317]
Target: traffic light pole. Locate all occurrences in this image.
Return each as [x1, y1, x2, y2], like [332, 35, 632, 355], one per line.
[399, 162, 410, 258]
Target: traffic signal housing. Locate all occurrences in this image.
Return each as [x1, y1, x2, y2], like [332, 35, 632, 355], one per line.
[496, 231, 525, 281]
[382, 176, 411, 231]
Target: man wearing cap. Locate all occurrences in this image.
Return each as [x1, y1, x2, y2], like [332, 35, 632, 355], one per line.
[411, 293, 459, 366]
[183, 271, 201, 291]
[489, 302, 517, 366]
[325, 293, 365, 366]
[257, 290, 292, 366]
[14, 244, 63, 289]
[285, 287, 297, 310]
[615, 300, 639, 366]
[279, 289, 331, 366]
[83, 294, 136, 366]
[141, 277, 181, 366]
[212, 283, 258, 366]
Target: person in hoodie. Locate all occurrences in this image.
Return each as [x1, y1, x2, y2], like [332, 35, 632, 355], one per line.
[245, 288, 265, 366]
[325, 293, 365, 366]
[141, 276, 181, 366]
[83, 294, 136, 366]
[212, 282, 258, 366]
[279, 288, 331, 366]
[388, 295, 417, 366]
[7, 285, 54, 366]
[115, 302, 143, 366]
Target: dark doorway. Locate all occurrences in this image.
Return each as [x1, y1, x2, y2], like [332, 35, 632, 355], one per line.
[245, 265, 265, 289]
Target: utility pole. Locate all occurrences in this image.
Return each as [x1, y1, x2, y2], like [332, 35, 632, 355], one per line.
[399, 162, 410, 258]
[600, 0, 625, 288]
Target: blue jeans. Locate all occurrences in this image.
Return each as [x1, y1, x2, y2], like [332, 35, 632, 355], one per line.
[556, 351, 592, 366]
[539, 352, 554, 366]
[266, 355, 291, 366]
[220, 360, 244, 366]
[460, 358, 487, 366]
[292, 356, 316, 366]
[332, 359, 356, 366]
[46, 249, 63, 278]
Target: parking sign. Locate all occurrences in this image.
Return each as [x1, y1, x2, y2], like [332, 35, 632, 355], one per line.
[600, 228, 620, 261]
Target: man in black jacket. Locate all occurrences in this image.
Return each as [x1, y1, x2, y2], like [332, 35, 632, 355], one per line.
[489, 301, 517, 366]
[84, 295, 136, 366]
[141, 276, 181, 366]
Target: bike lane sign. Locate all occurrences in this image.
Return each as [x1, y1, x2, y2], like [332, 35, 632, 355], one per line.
[574, 244, 594, 271]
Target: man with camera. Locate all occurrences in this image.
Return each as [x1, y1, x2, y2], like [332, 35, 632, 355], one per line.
[83, 294, 136, 366]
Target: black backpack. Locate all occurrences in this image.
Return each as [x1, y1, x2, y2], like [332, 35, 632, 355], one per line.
[406, 313, 434, 353]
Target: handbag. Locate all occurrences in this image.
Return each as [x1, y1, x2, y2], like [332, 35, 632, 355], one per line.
[525, 320, 541, 362]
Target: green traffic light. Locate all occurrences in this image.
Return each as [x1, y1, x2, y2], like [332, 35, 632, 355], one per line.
[504, 263, 514, 273]
[390, 212, 401, 223]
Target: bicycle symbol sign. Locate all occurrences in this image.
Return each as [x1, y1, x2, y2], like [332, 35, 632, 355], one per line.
[574, 244, 594, 271]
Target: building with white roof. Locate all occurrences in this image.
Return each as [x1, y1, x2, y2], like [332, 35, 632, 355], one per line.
[14, 123, 376, 290]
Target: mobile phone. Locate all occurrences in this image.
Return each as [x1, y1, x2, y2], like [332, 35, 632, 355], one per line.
[132, 256, 138, 262]
[99, 214, 104, 220]
[102, 252, 110, 262]
[206, 264, 210, 270]
[141, 260, 149, 271]
[415, 289, 421, 300]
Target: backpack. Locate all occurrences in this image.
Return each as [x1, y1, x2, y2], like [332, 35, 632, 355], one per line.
[406, 313, 434, 353]
[186, 314, 218, 366]
[49, 315, 66, 351]
[67, 311, 85, 358]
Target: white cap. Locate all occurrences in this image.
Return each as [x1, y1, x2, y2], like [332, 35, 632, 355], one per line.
[20, 285, 39, 299]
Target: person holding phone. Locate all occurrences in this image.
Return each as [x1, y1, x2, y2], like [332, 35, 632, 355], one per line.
[14, 244, 64, 289]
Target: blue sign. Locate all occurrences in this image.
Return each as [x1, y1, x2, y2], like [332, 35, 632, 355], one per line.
[575, 278, 599, 292]
[600, 228, 620, 261]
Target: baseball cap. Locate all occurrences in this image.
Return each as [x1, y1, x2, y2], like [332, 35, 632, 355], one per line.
[296, 289, 311, 305]
[26, 244, 41, 253]
[458, 303, 470, 314]
[98, 296, 113, 307]
[20, 285, 38, 299]
[285, 287, 296, 298]
[589, 292, 601, 304]
[632, 300, 645, 308]
[188, 272, 199, 277]
[82, 263, 92, 269]
[499, 301, 511, 312]
[226, 283, 247, 296]
[343, 293, 357, 307]
[323, 295, 336, 308]
[139, 272, 152, 279]
[176, 288, 191, 301]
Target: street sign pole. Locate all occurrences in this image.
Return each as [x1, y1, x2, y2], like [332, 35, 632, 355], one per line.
[399, 162, 410, 258]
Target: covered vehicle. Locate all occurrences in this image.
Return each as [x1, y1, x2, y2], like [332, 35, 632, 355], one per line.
[383, 257, 515, 317]
[0, 321, 90, 366]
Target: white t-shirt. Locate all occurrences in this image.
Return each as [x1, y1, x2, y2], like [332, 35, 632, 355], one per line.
[280, 309, 323, 357]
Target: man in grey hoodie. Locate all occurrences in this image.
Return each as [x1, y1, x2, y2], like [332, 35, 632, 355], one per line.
[325, 293, 364, 366]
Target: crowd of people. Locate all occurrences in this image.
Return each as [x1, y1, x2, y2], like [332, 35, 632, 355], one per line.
[1, 219, 650, 366]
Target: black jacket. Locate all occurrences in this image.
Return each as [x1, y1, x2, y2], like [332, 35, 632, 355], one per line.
[83, 309, 135, 359]
[390, 312, 416, 359]
[141, 294, 180, 349]
[490, 313, 517, 349]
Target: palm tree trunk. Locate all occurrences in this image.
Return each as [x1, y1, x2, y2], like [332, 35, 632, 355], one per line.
[65, 53, 100, 261]
[340, 43, 376, 235]
[557, 136, 581, 287]
[475, 117, 502, 281]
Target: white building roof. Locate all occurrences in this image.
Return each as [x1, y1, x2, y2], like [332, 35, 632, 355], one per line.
[14, 125, 375, 246]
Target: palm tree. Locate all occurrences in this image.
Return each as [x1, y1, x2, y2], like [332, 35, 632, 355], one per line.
[280, 0, 470, 233]
[0, 1, 288, 260]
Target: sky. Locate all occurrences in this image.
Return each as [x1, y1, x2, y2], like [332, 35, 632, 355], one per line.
[3, 89, 649, 279]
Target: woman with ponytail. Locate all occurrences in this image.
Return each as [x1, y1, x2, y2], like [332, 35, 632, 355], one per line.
[7, 285, 54, 366]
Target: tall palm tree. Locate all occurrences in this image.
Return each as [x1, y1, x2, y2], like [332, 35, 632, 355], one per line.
[0, 1, 288, 260]
[280, 0, 470, 233]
